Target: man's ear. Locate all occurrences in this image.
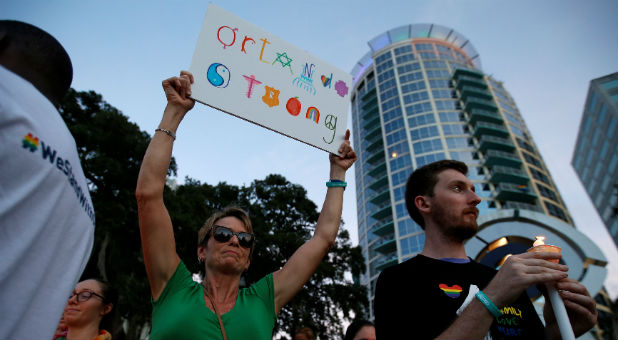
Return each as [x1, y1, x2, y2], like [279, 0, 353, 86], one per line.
[415, 195, 431, 214]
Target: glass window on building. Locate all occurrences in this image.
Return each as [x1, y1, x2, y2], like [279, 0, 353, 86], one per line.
[432, 89, 453, 99]
[446, 137, 469, 149]
[396, 203, 408, 218]
[522, 152, 542, 168]
[401, 80, 426, 94]
[401, 233, 426, 256]
[429, 79, 451, 88]
[516, 138, 536, 154]
[415, 152, 446, 167]
[435, 99, 458, 111]
[530, 168, 551, 185]
[439, 111, 463, 123]
[411, 125, 440, 140]
[398, 218, 422, 237]
[425, 69, 450, 79]
[408, 112, 436, 127]
[392, 169, 410, 187]
[536, 183, 558, 202]
[414, 43, 434, 51]
[386, 129, 407, 145]
[394, 45, 413, 55]
[468, 166, 486, 180]
[396, 54, 416, 64]
[390, 154, 412, 172]
[509, 124, 525, 139]
[442, 124, 467, 135]
[378, 69, 395, 84]
[393, 185, 406, 202]
[474, 183, 492, 198]
[383, 106, 403, 123]
[413, 138, 443, 154]
[420, 52, 437, 59]
[544, 201, 568, 222]
[385, 117, 404, 133]
[423, 60, 447, 69]
[398, 63, 421, 75]
[451, 151, 479, 164]
[406, 102, 433, 116]
[388, 140, 410, 158]
[375, 51, 392, 64]
[588, 91, 598, 112]
[403, 91, 430, 104]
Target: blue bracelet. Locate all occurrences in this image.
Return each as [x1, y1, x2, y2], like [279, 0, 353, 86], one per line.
[475, 291, 502, 319]
[326, 179, 347, 189]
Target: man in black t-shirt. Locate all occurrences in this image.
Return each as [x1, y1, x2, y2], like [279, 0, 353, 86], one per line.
[374, 160, 597, 339]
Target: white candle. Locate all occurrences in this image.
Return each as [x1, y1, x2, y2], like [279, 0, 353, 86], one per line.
[528, 236, 574, 339]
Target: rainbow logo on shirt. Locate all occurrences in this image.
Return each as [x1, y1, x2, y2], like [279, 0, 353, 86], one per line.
[439, 284, 462, 298]
[22, 133, 40, 152]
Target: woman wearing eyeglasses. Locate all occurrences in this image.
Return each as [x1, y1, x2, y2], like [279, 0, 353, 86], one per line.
[136, 71, 357, 340]
[58, 279, 117, 340]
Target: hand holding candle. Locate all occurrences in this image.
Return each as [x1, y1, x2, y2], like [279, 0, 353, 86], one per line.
[527, 236, 575, 340]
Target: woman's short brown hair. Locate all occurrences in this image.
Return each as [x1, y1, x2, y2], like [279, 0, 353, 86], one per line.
[197, 206, 254, 258]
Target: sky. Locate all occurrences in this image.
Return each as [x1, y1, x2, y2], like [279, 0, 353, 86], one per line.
[3, 0, 617, 298]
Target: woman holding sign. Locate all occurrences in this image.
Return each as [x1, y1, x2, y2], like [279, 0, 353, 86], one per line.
[136, 71, 357, 340]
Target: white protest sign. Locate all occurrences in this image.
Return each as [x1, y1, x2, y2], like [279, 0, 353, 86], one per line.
[189, 3, 352, 154]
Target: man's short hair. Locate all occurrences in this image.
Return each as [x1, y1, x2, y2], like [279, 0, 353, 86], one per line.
[0, 20, 72, 105]
[404, 160, 468, 229]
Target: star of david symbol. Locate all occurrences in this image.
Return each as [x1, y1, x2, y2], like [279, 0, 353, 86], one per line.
[273, 52, 293, 73]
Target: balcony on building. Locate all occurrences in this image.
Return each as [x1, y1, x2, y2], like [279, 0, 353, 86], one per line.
[371, 203, 393, 220]
[361, 87, 377, 102]
[368, 175, 389, 192]
[453, 68, 485, 80]
[372, 219, 395, 237]
[478, 135, 516, 153]
[473, 121, 510, 138]
[482, 150, 523, 168]
[489, 166, 530, 185]
[366, 148, 385, 165]
[373, 234, 397, 254]
[365, 124, 383, 144]
[375, 253, 398, 271]
[455, 76, 489, 91]
[460, 85, 493, 102]
[361, 104, 380, 121]
[464, 97, 498, 112]
[369, 187, 390, 205]
[367, 161, 387, 179]
[467, 108, 504, 125]
[494, 182, 538, 203]
[366, 136, 384, 153]
[363, 114, 381, 132]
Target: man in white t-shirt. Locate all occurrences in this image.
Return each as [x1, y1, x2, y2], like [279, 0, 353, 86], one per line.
[0, 20, 95, 339]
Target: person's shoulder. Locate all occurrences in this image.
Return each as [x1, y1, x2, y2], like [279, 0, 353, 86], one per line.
[378, 255, 424, 281]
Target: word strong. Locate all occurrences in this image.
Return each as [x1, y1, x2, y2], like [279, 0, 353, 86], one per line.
[189, 3, 352, 154]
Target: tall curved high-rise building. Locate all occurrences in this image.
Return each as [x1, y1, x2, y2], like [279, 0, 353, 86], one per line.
[349, 24, 603, 320]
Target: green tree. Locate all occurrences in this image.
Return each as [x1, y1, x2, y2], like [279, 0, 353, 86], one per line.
[60, 89, 367, 339]
[60, 89, 176, 339]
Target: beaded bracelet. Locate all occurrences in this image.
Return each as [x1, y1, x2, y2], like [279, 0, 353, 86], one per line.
[475, 291, 502, 319]
[155, 128, 176, 140]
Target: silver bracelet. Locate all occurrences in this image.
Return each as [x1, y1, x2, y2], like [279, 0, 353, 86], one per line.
[155, 128, 176, 140]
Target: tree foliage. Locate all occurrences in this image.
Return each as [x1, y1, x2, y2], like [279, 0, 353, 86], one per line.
[60, 89, 367, 340]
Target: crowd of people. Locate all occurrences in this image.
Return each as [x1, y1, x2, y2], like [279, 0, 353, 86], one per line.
[0, 19, 598, 340]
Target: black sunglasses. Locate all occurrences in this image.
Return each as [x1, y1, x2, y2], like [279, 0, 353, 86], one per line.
[211, 225, 255, 249]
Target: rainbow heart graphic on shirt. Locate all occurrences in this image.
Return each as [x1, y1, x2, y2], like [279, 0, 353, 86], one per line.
[439, 284, 463, 298]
